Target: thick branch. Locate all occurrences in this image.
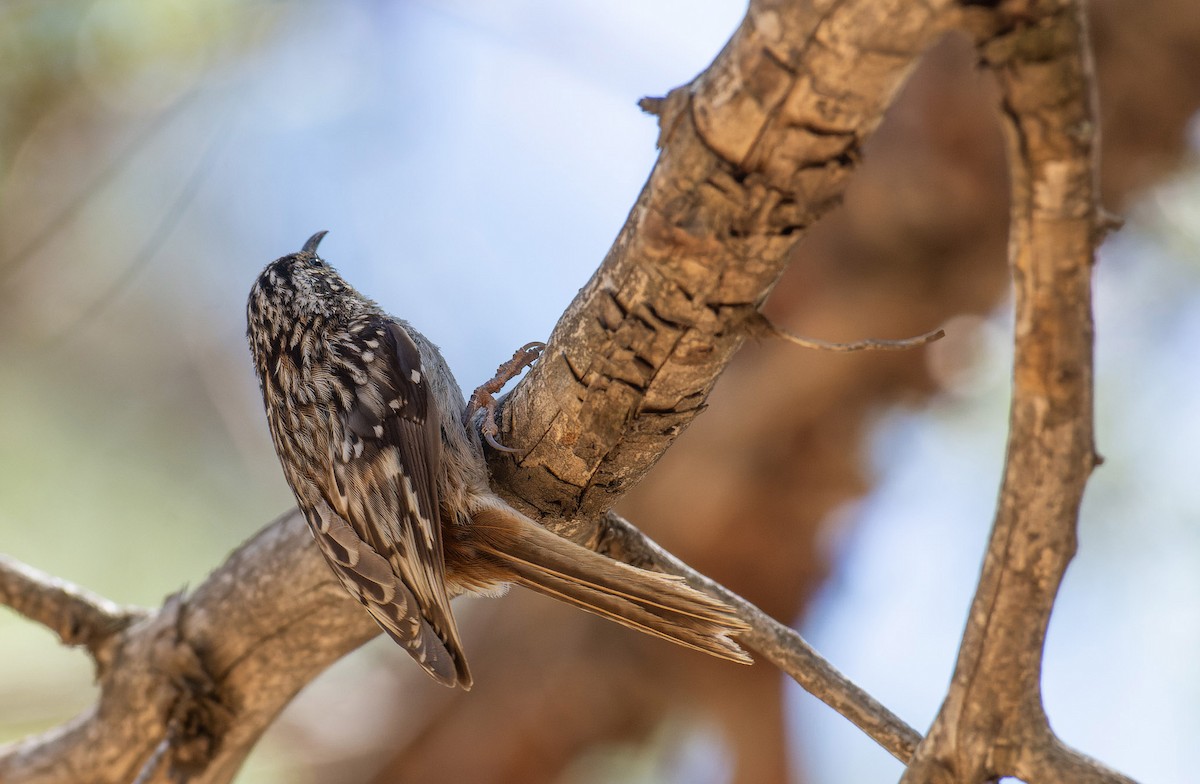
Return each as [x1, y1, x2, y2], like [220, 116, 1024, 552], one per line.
[489, 0, 958, 537]
[900, 2, 1133, 782]
[0, 512, 381, 784]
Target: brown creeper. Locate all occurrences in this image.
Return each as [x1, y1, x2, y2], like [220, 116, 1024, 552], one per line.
[246, 232, 749, 688]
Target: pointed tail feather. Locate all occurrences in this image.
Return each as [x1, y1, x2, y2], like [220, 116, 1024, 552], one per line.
[470, 507, 752, 665]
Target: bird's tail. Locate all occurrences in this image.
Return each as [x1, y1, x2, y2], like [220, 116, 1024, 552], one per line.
[468, 506, 752, 664]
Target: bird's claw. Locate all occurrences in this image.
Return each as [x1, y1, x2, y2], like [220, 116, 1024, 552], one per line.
[483, 427, 520, 454]
[466, 340, 547, 453]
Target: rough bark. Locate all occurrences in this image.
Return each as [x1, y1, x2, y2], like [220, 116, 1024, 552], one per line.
[0, 514, 380, 783]
[899, 2, 1131, 782]
[487, 0, 958, 537]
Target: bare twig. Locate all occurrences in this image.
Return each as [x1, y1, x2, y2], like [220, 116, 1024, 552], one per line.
[0, 88, 201, 285]
[598, 512, 922, 764]
[743, 310, 947, 352]
[131, 732, 172, 784]
[45, 112, 233, 348]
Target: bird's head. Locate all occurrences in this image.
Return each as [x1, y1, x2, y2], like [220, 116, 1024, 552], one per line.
[247, 230, 365, 333]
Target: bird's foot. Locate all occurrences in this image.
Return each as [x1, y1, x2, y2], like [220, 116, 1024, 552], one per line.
[466, 341, 546, 453]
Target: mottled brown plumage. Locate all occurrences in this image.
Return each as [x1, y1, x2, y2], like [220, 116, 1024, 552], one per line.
[247, 232, 750, 689]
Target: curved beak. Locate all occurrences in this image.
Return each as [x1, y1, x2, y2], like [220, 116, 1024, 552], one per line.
[301, 230, 329, 255]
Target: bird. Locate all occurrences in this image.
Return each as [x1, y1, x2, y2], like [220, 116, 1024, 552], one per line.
[246, 231, 750, 689]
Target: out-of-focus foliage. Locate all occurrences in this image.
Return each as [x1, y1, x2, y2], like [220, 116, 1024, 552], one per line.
[0, 0, 289, 759]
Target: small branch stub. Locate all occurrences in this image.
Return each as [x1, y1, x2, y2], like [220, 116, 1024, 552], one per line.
[0, 554, 142, 668]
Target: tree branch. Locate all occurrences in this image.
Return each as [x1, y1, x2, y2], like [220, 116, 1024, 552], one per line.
[488, 0, 959, 538]
[0, 554, 141, 670]
[598, 511, 922, 764]
[900, 2, 1135, 782]
[743, 310, 946, 352]
[3, 0, 962, 778]
[0, 512, 382, 784]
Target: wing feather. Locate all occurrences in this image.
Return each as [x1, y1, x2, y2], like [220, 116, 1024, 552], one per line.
[306, 317, 471, 688]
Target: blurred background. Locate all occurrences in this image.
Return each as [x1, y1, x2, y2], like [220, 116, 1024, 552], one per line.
[1, 1, 1198, 782]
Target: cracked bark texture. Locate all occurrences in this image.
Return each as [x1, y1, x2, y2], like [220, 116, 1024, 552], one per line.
[0, 514, 382, 783]
[362, 34, 1015, 784]
[487, 0, 957, 537]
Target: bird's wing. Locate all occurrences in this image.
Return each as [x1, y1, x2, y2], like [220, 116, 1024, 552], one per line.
[309, 316, 470, 688]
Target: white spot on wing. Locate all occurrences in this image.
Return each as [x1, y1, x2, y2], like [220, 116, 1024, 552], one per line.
[410, 369, 421, 383]
[400, 474, 436, 549]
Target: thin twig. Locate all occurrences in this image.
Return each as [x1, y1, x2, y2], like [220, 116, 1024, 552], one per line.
[746, 310, 946, 352]
[45, 110, 234, 348]
[599, 512, 922, 763]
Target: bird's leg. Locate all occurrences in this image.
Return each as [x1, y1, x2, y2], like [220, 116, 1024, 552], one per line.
[466, 341, 545, 453]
